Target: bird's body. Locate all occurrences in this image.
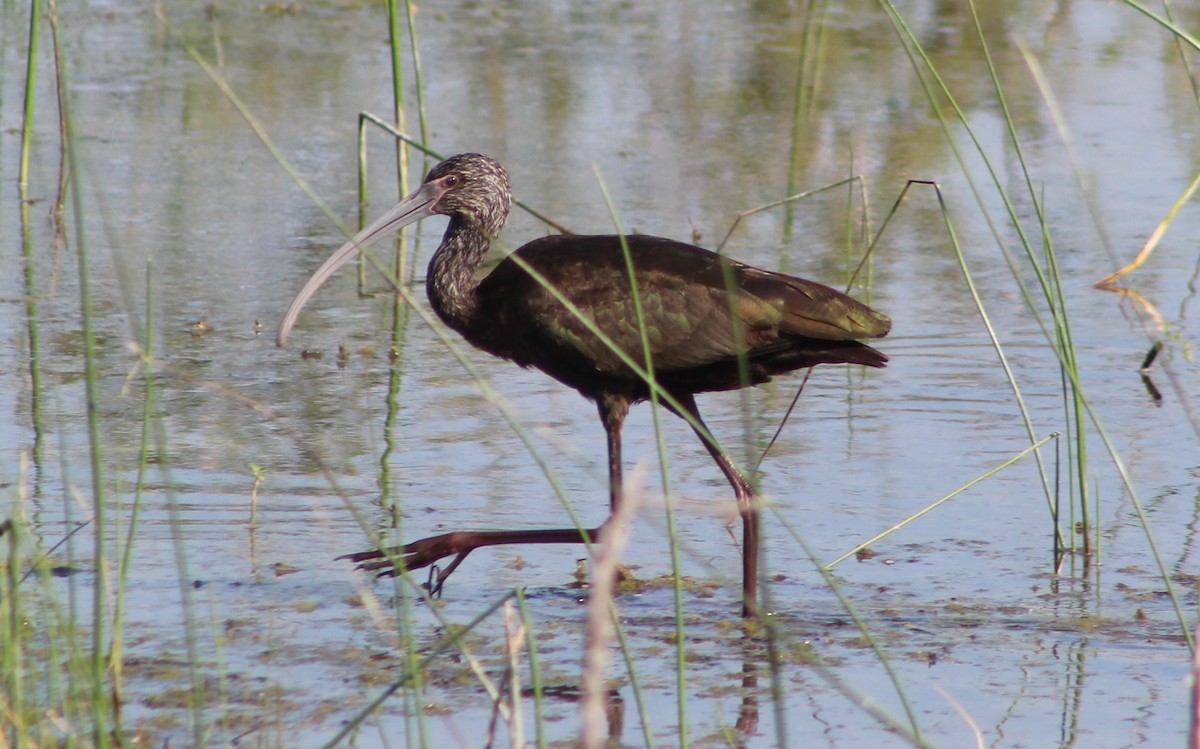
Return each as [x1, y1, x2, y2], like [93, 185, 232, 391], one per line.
[277, 153, 890, 617]
[453, 234, 887, 400]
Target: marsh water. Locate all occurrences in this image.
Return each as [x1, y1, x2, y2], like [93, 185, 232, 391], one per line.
[2, 0, 1199, 746]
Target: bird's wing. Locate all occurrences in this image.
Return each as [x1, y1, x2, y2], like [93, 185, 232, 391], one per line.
[487, 235, 877, 375]
[537, 265, 779, 372]
[740, 267, 892, 341]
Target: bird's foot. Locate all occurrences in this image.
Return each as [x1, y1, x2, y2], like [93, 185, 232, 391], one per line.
[339, 526, 596, 598]
[424, 564, 445, 598]
[337, 532, 476, 593]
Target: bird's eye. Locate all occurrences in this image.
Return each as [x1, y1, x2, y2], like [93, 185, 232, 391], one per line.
[443, 174, 461, 188]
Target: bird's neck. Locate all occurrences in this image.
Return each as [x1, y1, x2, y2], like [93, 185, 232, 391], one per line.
[426, 214, 491, 330]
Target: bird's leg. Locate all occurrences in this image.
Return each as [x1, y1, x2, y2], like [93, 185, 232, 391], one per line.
[597, 396, 630, 513]
[425, 552, 470, 597]
[344, 397, 634, 595]
[596, 396, 635, 589]
[425, 564, 443, 597]
[341, 527, 603, 580]
[670, 393, 760, 619]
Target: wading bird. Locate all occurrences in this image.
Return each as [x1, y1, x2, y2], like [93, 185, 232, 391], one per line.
[277, 153, 890, 617]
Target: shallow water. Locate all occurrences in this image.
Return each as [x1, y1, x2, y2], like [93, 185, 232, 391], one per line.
[2, 0, 1199, 746]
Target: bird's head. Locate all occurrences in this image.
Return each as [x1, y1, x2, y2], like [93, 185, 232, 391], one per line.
[423, 153, 511, 238]
[276, 152, 512, 346]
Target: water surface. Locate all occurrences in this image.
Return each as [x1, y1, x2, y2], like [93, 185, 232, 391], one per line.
[2, 0, 1198, 746]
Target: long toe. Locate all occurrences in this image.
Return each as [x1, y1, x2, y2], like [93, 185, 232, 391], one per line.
[359, 559, 400, 576]
[336, 548, 387, 563]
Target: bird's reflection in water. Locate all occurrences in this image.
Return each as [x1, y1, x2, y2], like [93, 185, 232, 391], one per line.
[736, 647, 761, 740]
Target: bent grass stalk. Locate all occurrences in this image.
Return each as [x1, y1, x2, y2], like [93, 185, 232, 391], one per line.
[825, 434, 1060, 569]
[713, 176, 862, 256]
[1094, 162, 1200, 287]
[926, 176, 1067, 548]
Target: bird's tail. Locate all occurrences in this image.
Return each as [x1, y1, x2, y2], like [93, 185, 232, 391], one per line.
[771, 339, 889, 371]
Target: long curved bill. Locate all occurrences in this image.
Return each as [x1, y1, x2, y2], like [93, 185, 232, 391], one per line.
[276, 182, 445, 346]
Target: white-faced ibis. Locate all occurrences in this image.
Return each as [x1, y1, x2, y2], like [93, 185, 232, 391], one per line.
[277, 153, 890, 617]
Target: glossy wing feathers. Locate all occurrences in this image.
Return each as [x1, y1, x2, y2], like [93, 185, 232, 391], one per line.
[479, 234, 889, 379]
[739, 266, 892, 341]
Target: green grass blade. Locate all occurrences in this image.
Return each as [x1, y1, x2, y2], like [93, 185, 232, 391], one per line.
[593, 166, 689, 747]
[59, 37, 114, 747]
[319, 590, 518, 749]
[826, 434, 1060, 569]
